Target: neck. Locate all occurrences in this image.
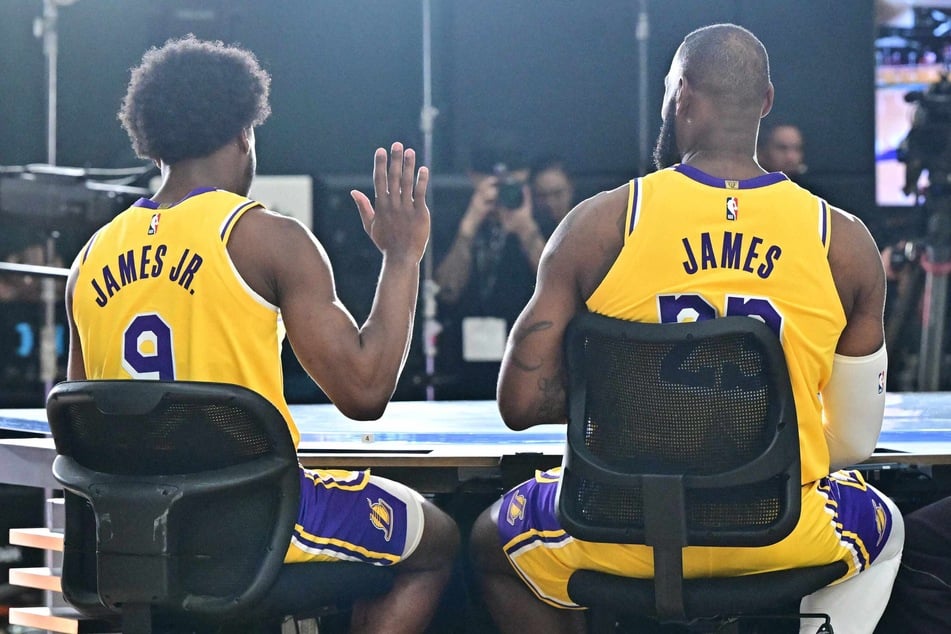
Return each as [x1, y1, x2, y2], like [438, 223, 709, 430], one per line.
[153, 161, 239, 205]
[151, 140, 248, 204]
[679, 114, 764, 180]
[680, 149, 763, 180]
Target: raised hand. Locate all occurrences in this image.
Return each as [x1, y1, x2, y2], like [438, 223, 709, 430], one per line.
[351, 142, 431, 263]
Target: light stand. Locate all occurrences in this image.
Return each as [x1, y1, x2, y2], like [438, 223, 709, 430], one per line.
[33, 0, 77, 397]
[419, 0, 441, 401]
[636, 0, 650, 175]
[34, 4, 71, 603]
[916, 188, 951, 390]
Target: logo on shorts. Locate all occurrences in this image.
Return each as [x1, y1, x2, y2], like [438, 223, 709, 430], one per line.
[368, 498, 394, 542]
[506, 490, 526, 526]
[878, 371, 885, 394]
[148, 213, 161, 235]
[873, 500, 887, 547]
[726, 197, 739, 221]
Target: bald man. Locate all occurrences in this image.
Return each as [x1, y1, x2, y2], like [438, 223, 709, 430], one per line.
[470, 24, 903, 634]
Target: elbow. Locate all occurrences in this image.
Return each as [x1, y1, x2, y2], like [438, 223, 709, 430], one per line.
[335, 397, 389, 421]
[826, 434, 878, 471]
[331, 379, 395, 421]
[498, 387, 541, 431]
[499, 404, 533, 431]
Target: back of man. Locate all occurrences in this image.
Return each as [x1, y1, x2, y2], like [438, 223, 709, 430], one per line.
[586, 165, 841, 485]
[65, 36, 458, 634]
[472, 23, 903, 634]
[72, 189, 297, 435]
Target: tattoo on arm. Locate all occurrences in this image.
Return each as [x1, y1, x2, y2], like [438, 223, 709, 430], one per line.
[510, 319, 553, 371]
[535, 367, 567, 422]
[508, 318, 567, 421]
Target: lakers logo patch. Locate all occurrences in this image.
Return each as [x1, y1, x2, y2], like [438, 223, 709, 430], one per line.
[873, 500, 887, 547]
[368, 498, 394, 542]
[506, 490, 526, 526]
[148, 213, 161, 235]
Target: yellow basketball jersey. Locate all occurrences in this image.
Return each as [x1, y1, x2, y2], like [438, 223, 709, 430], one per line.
[72, 187, 299, 446]
[586, 165, 845, 484]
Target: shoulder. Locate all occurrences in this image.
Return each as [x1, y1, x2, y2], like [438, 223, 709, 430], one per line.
[228, 206, 329, 305]
[550, 183, 628, 248]
[230, 206, 323, 258]
[542, 182, 629, 297]
[827, 205, 885, 317]
[828, 206, 880, 268]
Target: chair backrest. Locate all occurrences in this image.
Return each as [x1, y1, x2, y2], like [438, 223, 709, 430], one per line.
[46, 380, 300, 621]
[556, 313, 801, 549]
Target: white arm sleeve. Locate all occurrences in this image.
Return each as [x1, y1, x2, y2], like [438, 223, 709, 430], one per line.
[821, 345, 888, 471]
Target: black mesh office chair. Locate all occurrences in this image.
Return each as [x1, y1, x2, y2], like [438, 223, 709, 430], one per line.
[46, 380, 395, 634]
[556, 313, 848, 633]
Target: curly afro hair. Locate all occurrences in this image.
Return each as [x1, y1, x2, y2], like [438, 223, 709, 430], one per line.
[118, 35, 271, 165]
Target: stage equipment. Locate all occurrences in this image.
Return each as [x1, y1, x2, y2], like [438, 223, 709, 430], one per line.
[419, 0, 441, 401]
[0, 166, 149, 397]
[897, 71, 951, 390]
[0, 166, 149, 228]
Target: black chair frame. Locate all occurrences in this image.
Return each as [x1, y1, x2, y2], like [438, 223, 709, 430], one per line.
[47, 380, 394, 633]
[557, 314, 846, 632]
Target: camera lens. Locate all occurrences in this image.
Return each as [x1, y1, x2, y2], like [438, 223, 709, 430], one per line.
[498, 180, 524, 209]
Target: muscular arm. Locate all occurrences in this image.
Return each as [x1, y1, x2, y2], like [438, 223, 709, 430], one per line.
[231, 144, 430, 420]
[828, 207, 886, 356]
[823, 207, 888, 466]
[497, 186, 627, 430]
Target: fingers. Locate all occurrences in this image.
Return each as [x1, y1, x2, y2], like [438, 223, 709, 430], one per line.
[387, 142, 404, 198]
[400, 147, 416, 206]
[414, 165, 430, 209]
[372, 147, 388, 201]
[519, 183, 532, 211]
[371, 141, 427, 206]
[351, 190, 374, 231]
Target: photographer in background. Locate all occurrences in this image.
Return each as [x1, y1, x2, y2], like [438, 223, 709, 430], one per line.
[434, 138, 552, 400]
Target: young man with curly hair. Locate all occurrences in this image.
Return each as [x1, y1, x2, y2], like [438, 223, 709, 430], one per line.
[65, 36, 458, 633]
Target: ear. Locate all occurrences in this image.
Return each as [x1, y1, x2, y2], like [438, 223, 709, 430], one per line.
[760, 82, 775, 119]
[236, 128, 252, 154]
[674, 76, 692, 118]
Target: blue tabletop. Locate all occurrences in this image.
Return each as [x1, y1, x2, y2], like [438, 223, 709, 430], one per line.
[3, 393, 951, 455]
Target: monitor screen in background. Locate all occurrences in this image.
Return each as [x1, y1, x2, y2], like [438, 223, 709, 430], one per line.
[0, 301, 67, 407]
[875, 2, 951, 206]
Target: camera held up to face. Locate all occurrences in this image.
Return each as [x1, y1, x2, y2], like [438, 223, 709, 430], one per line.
[493, 163, 526, 209]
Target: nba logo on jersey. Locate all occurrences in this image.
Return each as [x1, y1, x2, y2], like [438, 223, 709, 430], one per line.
[726, 197, 739, 221]
[148, 213, 161, 235]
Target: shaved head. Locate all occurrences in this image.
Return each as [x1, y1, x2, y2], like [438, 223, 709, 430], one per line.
[678, 23, 771, 111]
[653, 23, 774, 170]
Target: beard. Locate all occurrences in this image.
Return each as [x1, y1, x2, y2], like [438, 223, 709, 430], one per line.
[652, 102, 681, 171]
[238, 152, 255, 196]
